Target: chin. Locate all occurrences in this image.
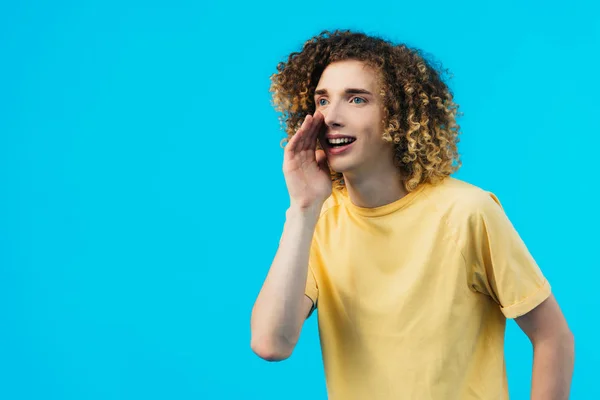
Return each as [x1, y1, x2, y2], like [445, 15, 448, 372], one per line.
[328, 159, 355, 174]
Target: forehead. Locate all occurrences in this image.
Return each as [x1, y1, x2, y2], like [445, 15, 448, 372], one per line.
[316, 60, 378, 91]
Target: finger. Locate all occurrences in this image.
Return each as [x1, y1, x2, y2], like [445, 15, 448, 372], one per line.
[298, 112, 320, 153]
[289, 115, 310, 152]
[308, 112, 325, 148]
[315, 149, 329, 172]
[286, 115, 310, 153]
[297, 115, 313, 152]
[317, 133, 327, 153]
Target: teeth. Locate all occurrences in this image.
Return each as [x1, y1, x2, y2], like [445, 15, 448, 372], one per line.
[328, 138, 355, 145]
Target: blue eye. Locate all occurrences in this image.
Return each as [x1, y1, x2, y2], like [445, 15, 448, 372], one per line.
[318, 98, 329, 106]
[352, 97, 366, 104]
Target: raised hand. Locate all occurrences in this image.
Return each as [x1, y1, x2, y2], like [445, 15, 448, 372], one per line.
[282, 111, 331, 210]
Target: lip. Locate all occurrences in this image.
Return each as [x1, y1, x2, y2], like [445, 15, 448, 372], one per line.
[325, 134, 355, 139]
[326, 138, 356, 155]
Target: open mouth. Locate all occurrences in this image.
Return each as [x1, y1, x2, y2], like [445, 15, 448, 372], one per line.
[327, 137, 356, 148]
[325, 137, 356, 154]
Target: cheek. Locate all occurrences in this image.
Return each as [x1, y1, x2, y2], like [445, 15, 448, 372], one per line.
[362, 109, 382, 130]
[361, 117, 384, 141]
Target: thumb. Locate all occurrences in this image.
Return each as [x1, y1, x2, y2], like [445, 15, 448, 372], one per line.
[315, 149, 329, 172]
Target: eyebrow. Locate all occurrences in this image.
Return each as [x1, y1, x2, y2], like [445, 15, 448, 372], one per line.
[314, 88, 373, 96]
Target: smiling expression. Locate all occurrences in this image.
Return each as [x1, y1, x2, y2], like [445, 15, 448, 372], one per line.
[314, 60, 396, 177]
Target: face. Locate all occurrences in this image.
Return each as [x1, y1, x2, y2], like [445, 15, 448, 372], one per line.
[314, 59, 395, 177]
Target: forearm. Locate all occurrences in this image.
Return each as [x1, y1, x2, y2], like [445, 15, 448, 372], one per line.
[530, 333, 575, 400]
[250, 205, 321, 354]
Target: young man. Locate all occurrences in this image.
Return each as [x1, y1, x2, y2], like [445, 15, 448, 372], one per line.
[250, 30, 574, 399]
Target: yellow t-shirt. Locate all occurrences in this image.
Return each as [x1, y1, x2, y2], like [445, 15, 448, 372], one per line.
[304, 177, 551, 400]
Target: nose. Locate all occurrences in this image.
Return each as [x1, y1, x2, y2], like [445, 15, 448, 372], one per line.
[322, 101, 344, 129]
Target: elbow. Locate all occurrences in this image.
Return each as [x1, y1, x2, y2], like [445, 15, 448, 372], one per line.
[533, 327, 575, 352]
[558, 326, 575, 349]
[250, 335, 294, 362]
[567, 329, 575, 343]
[560, 329, 576, 361]
[566, 329, 575, 350]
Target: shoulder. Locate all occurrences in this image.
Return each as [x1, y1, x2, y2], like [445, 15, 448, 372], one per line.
[425, 177, 505, 220]
[428, 178, 519, 255]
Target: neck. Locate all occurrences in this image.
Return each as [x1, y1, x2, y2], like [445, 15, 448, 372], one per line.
[343, 169, 408, 209]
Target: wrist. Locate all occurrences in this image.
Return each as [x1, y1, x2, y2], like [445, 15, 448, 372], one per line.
[286, 202, 322, 221]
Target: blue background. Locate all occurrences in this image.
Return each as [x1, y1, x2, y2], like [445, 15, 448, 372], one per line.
[1, 1, 598, 399]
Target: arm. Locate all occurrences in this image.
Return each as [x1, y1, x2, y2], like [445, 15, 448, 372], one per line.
[250, 205, 321, 361]
[251, 111, 329, 361]
[515, 294, 575, 400]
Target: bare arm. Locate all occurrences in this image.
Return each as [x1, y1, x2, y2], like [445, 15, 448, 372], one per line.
[515, 294, 575, 400]
[250, 206, 320, 361]
[251, 111, 329, 362]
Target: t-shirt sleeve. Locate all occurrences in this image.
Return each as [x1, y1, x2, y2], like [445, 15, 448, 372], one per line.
[304, 236, 320, 317]
[305, 262, 319, 317]
[466, 191, 551, 319]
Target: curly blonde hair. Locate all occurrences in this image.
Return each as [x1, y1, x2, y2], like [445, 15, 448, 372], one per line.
[270, 29, 463, 192]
